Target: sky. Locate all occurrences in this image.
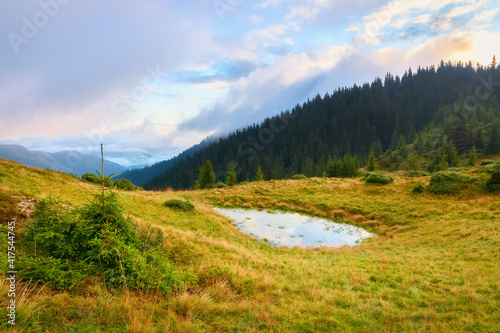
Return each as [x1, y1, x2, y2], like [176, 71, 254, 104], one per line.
[0, 0, 499, 167]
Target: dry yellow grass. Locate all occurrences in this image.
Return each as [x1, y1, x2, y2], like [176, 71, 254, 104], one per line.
[0, 158, 499, 332]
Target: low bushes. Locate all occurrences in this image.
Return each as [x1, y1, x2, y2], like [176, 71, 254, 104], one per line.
[407, 171, 430, 178]
[164, 199, 195, 211]
[485, 169, 500, 192]
[19, 193, 192, 292]
[81, 173, 142, 191]
[364, 171, 394, 185]
[412, 184, 425, 193]
[291, 174, 308, 180]
[215, 182, 227, 188]
[480, 161, 500, 174]
[428, 171, 477, 194]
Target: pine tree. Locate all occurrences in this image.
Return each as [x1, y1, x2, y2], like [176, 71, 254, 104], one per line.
[492, 55, 497, 68]
[487, 124, 500, 155]
[382, 149, 393, 169]
[255, 165, 264, 181]
[226, 163, 237, 186]
[396, 135, 409, 160]
[366, 152, 377, 171]
[404, 152, 421, 171]
[434, 153, 449, 172]
[475, 128, 486, 152]
[467, 146, 478, 167]
[443, 140, 459, 167]
[195, 160, 216, 189]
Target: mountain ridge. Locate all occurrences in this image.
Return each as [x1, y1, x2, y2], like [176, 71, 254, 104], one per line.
[0, 144, 127, 177]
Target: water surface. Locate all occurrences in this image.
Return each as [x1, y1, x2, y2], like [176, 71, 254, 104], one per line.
[214, 207, 374, 248]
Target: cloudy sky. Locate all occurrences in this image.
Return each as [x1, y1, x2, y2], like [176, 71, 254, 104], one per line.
[1, 0, 499, 167]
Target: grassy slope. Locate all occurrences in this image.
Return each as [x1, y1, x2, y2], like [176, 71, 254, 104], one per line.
[1, 158, 499, 332]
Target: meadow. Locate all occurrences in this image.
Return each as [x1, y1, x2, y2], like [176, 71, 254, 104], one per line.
[0, 158, 499, 332]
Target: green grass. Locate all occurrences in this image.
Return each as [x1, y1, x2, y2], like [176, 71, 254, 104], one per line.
[1, 158, 499, 332]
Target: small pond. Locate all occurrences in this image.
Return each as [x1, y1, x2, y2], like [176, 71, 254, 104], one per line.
[214, 207, 374, 248]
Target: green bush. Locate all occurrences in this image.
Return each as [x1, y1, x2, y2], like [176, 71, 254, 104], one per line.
[164, 199, 195, 211]
[291, 174, 308, 180]
[412, 184, 424, 193]
[215, 181, 227, 188]
[114, 178, 140, 191]
[481, 160, 495, 166]
[81, 173, 114, 187]
[428, 171, 477, 194]
[485, 170, 500, 192]
[407, 171, 430, 177]
[19, 193, 190, 292]
[364, 171, 394, 184]
[480, 161, 500, 174]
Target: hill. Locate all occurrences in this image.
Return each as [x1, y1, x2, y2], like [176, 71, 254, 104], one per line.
[135, 62, 500, 190]
[114, 137, 215, 186]
[1, 157, 499, 332]
[0, 144, 126, 177]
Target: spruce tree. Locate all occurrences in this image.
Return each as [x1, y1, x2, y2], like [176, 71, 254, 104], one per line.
[475, 128, 486, 152]
[487, 124, 500, 155]
[443, 140, 459, 167]
[434, 153, 449, 172]
[396, 135, 409, 160]
[255, 165, 264, 181]
[404, 152, 421, 171]
[226, 163, 237, 186]
[366, 152, 377, 171]
[195, 160, 216, 189]
[467, 146, 478, 167]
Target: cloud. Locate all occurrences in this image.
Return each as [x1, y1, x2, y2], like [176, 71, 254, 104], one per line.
[284, 6, 320, 22]
[178, 45, 350, 133]
[1, 0, 498, 167]
[0, 1, 215, 137]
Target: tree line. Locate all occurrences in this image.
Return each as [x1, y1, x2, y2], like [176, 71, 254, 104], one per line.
[142, 60, 500, 190]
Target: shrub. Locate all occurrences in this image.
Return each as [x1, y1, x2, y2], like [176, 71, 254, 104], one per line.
[20, 194, 188, 292]
[412, 184, 424, 193]
[428, 171, 477, 194]
[81, 173, 114, 187]
[291, 174, 308, 180]
[164, 199, 195, 211]
[215, 182, 227, 188]
[480, 161, 500, 174]
[481, 160, 495, 166]
[485, 169, 500, 192]
[407, 171, 430, 177]
[114, 178, 140, 191]
[364, 171, 394, 184]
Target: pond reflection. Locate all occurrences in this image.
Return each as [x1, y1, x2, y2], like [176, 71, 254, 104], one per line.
[214, 207, 374, 248]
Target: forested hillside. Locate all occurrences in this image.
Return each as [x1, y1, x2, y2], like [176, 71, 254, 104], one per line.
[142, 61, 500, 190]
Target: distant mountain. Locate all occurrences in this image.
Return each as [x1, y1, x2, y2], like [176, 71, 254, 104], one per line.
[0, 144, 127, 177]
[115, 136, 216, 186]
